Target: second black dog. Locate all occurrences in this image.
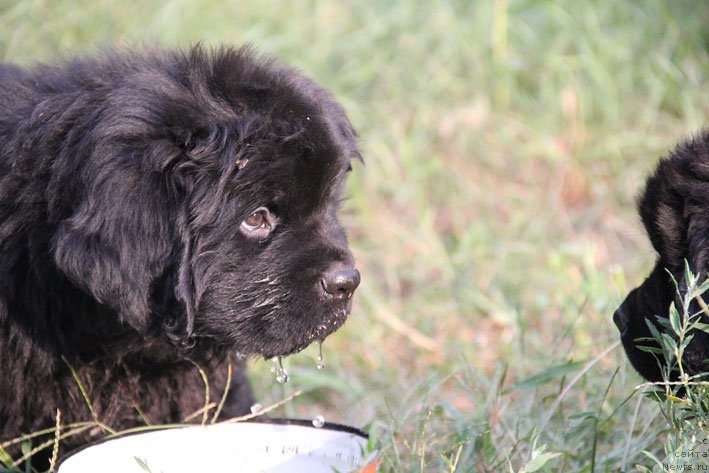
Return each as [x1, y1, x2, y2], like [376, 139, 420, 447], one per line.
[614, 131, 709, 382]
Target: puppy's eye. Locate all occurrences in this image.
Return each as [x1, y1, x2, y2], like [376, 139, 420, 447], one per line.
[240, 207, 274, 240]
[244, 210, 267, 228]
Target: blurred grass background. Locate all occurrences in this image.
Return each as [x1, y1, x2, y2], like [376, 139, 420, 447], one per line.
[1, 0, 707, 471]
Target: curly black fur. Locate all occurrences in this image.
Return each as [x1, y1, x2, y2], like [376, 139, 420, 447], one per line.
[0, 45, 360, 463]
[614, 131, 709, 382]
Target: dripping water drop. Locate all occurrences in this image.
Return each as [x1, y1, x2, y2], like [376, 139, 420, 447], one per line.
[274, 356, 288, 384]
[312, 415, 325, 428]
[316, 340, 324, 370]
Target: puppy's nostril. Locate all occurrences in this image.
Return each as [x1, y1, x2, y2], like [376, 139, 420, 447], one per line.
[322, 268, 361, 300]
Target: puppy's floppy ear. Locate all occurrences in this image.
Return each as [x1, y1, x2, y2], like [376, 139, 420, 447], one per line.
[52, 168, 178, 332]
[51, 134, 200, 337]
[149, 212, 197, 345]
[173, 209, 197, 342]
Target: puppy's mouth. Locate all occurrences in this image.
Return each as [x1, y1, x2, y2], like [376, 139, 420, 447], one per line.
[263, 300, 353, 359]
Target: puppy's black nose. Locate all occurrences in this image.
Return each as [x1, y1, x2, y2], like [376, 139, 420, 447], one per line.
[322, 267, 361, 300]
[613, 307, 628, 335]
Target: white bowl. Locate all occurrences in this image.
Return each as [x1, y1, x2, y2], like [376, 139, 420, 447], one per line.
[57, 419, 378, 473]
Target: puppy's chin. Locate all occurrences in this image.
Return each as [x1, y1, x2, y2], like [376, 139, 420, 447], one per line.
[195, 294, 354, 360]
[261, 300, 353, 359]
[272, 300, 352, 358]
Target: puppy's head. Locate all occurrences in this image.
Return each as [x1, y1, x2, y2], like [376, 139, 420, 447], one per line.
[614, 132, 709, 381]
[52, 46, 361, 358]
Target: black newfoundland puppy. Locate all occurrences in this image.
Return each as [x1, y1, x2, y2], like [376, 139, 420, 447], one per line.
[614, 131, 709, 382]
[0, 45, 361, 459]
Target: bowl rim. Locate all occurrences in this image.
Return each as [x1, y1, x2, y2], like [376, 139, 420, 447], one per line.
[250, 417, 369, 438]
[57, 416, 370, 468]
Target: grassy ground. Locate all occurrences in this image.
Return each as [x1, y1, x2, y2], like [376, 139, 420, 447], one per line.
[1, 0, 708, 471]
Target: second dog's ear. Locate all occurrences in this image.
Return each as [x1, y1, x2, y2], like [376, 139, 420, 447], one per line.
[685, 201, 709, 279]
[638, 162, 686, 267]
[640, 136, 709, 277]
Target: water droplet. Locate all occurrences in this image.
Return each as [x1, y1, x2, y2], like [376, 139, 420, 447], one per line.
[312, 415, 325, 428]
[235, 351, 247, 360]
[316, 340, 324, 370]
[250, 403, 262, 414]
[274, 356, 288, 384]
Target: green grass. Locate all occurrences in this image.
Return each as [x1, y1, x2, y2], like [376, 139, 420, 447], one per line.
[1, 0, 708, 471]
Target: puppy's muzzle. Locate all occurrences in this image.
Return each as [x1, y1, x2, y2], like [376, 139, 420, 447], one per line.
[321, 267, 361, 300]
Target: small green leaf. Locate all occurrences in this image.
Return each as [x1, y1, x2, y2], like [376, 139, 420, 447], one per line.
[684, 260, 693, 290]
[646, 319, 663, 341]
[636, 345, 664, 355]
[19, 442, 30, 458]
[642, 450, 664, 468]
[0, 445, 14, 468]
[697, 279, 709, 295]
[669, 305, 682, 335]
[655, 314, 672, 331]
[660, 333, 676, 357]
[679, 334, 695, 355]
[523, 450, 562, 472]
[134, 457, 153, 473]
[693, 322, 709, 332]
